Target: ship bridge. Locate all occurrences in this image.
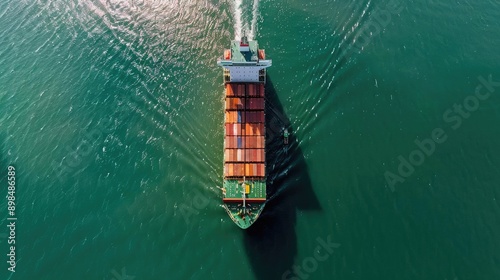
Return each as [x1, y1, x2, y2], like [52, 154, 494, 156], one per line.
[217, 36, 272, 83]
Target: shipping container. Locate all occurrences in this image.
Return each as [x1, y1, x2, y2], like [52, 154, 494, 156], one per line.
[245, 123, 264, 136]
[225, 111, 246, 123]
[247, 84, 259, 97]
[225, 97, 244, 110]
[244, 111, 265, 123]
[257, 163, 265, 177]
[238, 84, 245, 96]
[236, 164, 245, 176]
[245, 136, 265, 148]
[244, 149, 265, 162]
[225, 123, 242, 136]
[224, 136, 233, 149]
[245, 98, 264, 110]
[226, 84, 234, 96]
[245, 164, 251, 177]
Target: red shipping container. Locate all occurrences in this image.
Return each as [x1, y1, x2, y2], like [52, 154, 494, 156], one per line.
[231, 137, 237, 149]
[245, 137, 254, 148]
[246, 98, 264, 110]
[245, 149, 253, 162]
[232, 85, 238, 97]
[249, 149, 257, 162]
[226, 124, 240, 136]
[227, 136, 244, 149]
[259, 164, 265, 177]
[259, 111, 265, 123]
[255, 149, 264, 162]
[245, 111, 265, 123]
[248, 84, 257, 97]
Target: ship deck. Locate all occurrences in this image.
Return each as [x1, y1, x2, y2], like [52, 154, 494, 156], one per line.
[229, 40, 259, 63]
[224, 180, 266, 203]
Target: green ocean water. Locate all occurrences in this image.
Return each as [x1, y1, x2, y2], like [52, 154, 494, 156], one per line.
[1, 0, 500, 279]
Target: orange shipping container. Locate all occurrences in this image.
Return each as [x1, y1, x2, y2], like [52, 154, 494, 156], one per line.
[236, 164, 245, 176]
[245, 136, 265, 148]
[246, 164, 252, 176]
[225, 84, 234, 96]
[226, 163, 233, 177]
[245, 123, 264, 136]
[225, 111, 245, 123]
[226, 97, 244, 110]
[225, 111, 233, 123]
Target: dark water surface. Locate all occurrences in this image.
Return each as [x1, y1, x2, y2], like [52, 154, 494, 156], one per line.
[0, 0, 499, 279]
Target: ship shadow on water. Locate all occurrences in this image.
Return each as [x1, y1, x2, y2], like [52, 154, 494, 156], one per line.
[243, 76, 321, 280]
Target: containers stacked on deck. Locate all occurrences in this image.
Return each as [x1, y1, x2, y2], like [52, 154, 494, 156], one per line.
[224, 83, 265, 178]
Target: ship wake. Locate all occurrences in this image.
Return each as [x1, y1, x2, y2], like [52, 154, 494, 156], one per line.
[233, 0, 260, 40]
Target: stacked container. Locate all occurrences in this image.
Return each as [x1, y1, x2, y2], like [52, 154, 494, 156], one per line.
[224, 83, 266, 178]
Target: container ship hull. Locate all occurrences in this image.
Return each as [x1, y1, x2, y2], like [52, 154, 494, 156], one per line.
[218, 36, 271, 229]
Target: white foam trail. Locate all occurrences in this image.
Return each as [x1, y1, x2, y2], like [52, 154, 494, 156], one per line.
[249, 0, 259, 40]
[233, 0, 243, 40]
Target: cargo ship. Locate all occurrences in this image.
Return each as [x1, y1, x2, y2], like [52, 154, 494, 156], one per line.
[217, 35, 272, 229]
